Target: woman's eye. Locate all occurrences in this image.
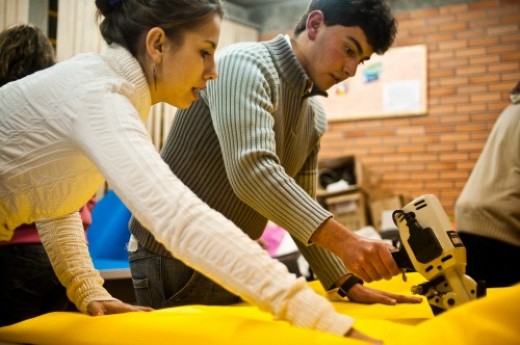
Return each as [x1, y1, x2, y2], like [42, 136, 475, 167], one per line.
[201, 50, 211, 58]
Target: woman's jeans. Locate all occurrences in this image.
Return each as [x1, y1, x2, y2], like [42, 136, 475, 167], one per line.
[0, 244, 71, 326]
[129, 244, 241, 308]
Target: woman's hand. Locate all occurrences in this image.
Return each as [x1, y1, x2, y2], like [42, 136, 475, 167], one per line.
[346, 328, 383, 345]
[87, 300, 153, 316]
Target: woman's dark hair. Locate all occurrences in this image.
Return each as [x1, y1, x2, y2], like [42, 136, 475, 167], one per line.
[95, 0, 224, 58]
[0, 24, 55, 87]
[293, 0, 397, 54]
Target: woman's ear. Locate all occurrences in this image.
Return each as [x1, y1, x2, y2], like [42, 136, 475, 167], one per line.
[145, 27, 166, 63]
[306, 10, 324, 40]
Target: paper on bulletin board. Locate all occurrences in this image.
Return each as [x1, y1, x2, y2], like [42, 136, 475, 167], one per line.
[319, 44, 428, 121]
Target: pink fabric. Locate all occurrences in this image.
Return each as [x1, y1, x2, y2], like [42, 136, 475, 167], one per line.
[260, 224, 287, 257]
[0, 227, 42, 245]
[0, 197, 95, 246]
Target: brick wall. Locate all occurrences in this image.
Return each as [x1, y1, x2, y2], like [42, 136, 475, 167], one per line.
[261, 0, 520, 218]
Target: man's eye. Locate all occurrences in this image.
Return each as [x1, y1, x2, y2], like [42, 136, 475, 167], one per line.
[200, 50, 211, 58]
[344, 46, 355, 56]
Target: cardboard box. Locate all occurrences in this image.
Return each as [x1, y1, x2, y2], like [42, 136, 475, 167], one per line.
[318, 155, 366, 191]
[324, 191, 367, 231]
[370, 195, 403, 232]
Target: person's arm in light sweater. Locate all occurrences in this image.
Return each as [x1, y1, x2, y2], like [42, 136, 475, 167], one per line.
[36, 213, 116, 313]
[64, 88, 355, 335]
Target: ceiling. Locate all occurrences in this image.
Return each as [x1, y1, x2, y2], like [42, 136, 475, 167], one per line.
[225, 0, 287, 7]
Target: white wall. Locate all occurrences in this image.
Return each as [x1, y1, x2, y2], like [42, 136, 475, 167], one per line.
[0, 0, 29, 30]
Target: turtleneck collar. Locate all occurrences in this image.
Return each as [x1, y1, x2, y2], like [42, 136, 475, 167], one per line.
[263, 35, 328, 99]
[101, 44, 152, 118]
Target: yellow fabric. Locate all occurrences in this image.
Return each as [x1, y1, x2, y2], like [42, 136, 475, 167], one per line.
[0, 273, 518, 345]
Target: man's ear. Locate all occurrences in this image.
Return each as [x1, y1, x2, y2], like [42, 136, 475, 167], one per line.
[145, 27, 166, 63]
[306, 10, 324, 40]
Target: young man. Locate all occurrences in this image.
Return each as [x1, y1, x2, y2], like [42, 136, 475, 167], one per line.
[129, 0, 422, 306]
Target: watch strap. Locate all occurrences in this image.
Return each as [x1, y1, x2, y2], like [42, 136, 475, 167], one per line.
[337, 274, 364, 298]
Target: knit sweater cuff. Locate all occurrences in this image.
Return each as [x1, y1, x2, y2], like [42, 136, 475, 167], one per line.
[69, 272, 117, 313]
[36, 212, 117, 313]
[280, 279, 354, 336]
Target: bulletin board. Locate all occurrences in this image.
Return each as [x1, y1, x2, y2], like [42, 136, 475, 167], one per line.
[319, 44, 428, 122]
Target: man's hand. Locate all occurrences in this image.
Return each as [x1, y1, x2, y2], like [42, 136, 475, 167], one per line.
[338, 234, 400, 282]
[311, 218, 400, 282]
[343, 284, 422, 305]
[87, 300, 153, 316]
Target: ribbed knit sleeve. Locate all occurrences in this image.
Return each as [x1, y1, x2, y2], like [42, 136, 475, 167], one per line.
[201, 39, 347, 288]
[36, 213, 115, 312]
[290, 122, 348, 288]
[206, 41, 331, 245]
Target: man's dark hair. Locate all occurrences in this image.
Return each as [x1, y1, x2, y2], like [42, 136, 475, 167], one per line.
[294, 0, 397, 54]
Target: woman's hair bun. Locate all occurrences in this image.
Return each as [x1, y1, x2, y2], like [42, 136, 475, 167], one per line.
[95, 0, 116, 17]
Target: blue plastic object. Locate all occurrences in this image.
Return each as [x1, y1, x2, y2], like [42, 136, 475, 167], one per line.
[87, 190, 131, 271]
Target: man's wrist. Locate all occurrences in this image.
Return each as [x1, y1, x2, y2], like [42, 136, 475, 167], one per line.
[336, 274, 364, 298]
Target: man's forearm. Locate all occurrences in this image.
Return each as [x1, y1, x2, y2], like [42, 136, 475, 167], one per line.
[310, 217, 356, 256]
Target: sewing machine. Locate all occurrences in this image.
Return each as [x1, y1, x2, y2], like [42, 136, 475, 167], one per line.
[390, 194, 486, 315]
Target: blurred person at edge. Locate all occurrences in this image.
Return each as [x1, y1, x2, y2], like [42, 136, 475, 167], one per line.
[456, 81, 520, 288]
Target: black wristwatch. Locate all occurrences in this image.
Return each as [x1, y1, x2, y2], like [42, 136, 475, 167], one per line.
[337, 274, 364, 298]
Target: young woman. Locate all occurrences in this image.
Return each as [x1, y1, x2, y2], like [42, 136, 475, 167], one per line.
[0, 0, 378, 342]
